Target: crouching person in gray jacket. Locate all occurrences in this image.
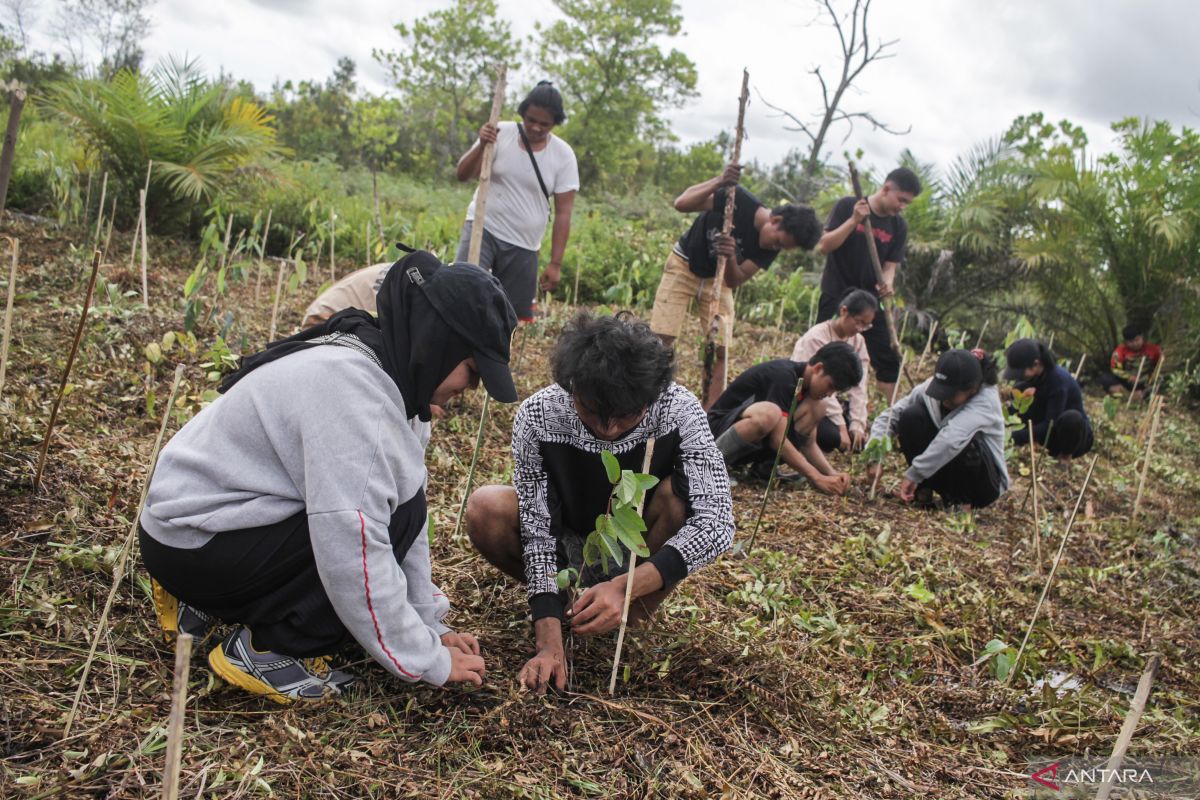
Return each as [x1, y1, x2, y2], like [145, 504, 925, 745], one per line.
[866, 349, 1010, 509]
[138, 251, 518, 703]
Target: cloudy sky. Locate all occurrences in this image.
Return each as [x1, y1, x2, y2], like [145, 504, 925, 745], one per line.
[21, 0, 1200, 175]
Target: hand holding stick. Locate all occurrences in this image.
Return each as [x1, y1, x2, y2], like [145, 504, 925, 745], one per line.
[467, 64, 508, 265]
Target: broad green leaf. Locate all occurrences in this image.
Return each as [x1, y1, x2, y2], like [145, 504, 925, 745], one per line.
[216, 266, 226, 295]
[144, 342, 162, 364]
[636, 473, 660, 492]
[161, 331, 176, 351]
[286, 273, 299, 294]
[617, 471, 639, 505]
[600, 528, 624, 572]
[601, 450, 620, 484]
[612, 503, 647, 535]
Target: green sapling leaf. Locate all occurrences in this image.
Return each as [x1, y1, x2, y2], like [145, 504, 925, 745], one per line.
[601, 450, 620, 484]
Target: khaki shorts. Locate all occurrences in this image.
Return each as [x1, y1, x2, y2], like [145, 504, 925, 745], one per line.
[649, 251, 734, 344]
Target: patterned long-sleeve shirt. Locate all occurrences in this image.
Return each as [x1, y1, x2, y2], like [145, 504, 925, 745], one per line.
[512, 382, 735, 620]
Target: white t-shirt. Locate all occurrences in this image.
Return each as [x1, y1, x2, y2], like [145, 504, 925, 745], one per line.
[464, 121, 580, 252]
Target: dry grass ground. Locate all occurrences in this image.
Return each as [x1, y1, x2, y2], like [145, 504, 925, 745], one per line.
[1, 216, 1198, 798]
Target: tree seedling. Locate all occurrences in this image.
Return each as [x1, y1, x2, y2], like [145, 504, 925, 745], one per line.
[862, 435, 893, 500]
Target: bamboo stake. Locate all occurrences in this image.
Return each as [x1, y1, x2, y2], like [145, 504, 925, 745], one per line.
[973, 319, 990, 350]
[254, 209, 272, 302]
[956, 330, 967, 348]
[452, 393, 490, 541]
[609, 438, 657, 695]
[807, 289, 817, 329]
[1094, 654, 1162, 800]
[915, 320, 939, 374]
[92, 171, 108, 248]
[138, 190, 149, 306]
[572, 259, 583, 307]
[1126, 356, 1146, 409]
[1046, 331, 1055, 352]
[101, 197, 116, 262]
[268, 258, 287, 342]
[467, 64, 508, 264]
[161, 632, 194, 800]
[329, 208, 336, 283]
[1007, 454, 1099, 686]
[1131, 397, 1162, 521]
[365, 219, 370, 268]
[702, 69, 750, 404]
[63, 364, 186, 739]
[33, 251, 101, 493]
[1029, 420, 1042, 577]
[218, 210, 233, 273]
[745, 383, 802, 555]
[1137, 357, 1167, 447]
[0, 236, 17, 400]
[869, 349, 908, 500]
[1073, 353, 1087, 381]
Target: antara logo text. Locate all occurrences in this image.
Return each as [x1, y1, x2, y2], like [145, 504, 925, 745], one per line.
[1029, 761, 1154, 791]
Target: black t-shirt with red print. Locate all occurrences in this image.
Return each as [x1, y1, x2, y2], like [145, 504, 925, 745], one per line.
[819, 195, 908, 301]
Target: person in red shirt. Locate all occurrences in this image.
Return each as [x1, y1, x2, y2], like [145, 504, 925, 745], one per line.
[1099, 325, 1162, 401]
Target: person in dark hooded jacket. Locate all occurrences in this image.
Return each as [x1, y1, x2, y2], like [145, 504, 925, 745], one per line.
[139, 252, 518, 703]
[1005, 338, 1093, 463]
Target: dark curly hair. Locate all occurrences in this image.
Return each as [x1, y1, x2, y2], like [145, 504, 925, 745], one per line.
[810, 341, 863, 391]
[551, 311, 675, 424]
[770, 203, 823, 250]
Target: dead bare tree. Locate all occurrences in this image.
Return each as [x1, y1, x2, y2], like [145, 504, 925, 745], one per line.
[760, 0, 909, 200]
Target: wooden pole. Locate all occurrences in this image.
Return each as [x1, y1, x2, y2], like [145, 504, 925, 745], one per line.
[973, 319, 989, 350]
[1007, 454, 1099, 686]
[1131, 397, 1162, 521]
[745, 381, 802, 555]
[915, 320, 939, 374]
[1029, 420, 1042, 577]
[33, 251, 101, 493]
[1094, 654, 1162, 800]
[103, 197, 116, 259]
[93, 172, 108, 249]
[63, 364, 186, 739]
[268, 259, 287, 342]
[364, 219, 370, 269]
[452, 393, 490, 541]
[467, 64, 508, 264]
[218, 209, 233, 273]
[869, 349, 908, 500]
[254, 209, 272, 302]
[0, 88, 27, 217]
[329, 208, 336, 283]
[138, 190, 149, 305]
[609, 438, 657, 695]
[701, 69, 750, 404]
[1126, 356, 1146, 409]
[161, 632, 194, 800]
[1073, 353, 1087, 381]
[572, 259, 583, 307]
[848, 161, 901, 355]
[0, 237, 17, 400]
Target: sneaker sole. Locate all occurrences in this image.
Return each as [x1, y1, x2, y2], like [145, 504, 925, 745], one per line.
[207, 644, 294, 705]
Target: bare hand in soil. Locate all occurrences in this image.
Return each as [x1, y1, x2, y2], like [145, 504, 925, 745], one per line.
[851, 429, 868, 451]
[441, 630, 481, 656]
[813, 472, 850, 495]
[898, 478, 918, 503]
[518, 646, 567, 693]
[568, 579, 626, 636]
[447, 647, 486, 686]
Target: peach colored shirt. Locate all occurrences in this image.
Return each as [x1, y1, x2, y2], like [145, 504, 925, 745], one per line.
[791, 320, 870, 433]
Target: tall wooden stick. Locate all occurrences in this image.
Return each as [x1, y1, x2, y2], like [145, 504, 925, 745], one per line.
[92, 172, 108, 249]
[34, 250, 101, 493]
[973, 319, 990, 350]
[848, 161, 900, 355]
[1073, 353, 1087, 381]
[365, 219, 370, 268]
[745, 382, 802, 555]
[0, 236, 17, 400]
[467, 64, 508, 264]
[452, 393, 490, 540]
[138, 189, 149, 305]
[701, 69, 750, 404]
[1094, 654, 1161, 800]
[1007, 454, 1099, 685]
[1126, 356, 1146, 409]
[609, 438, 657, 695]
[64, 364, 186, 739]
[0, 87, 27, 216]
[218, 209, 233, 273]
[329, 208, 336, 283]
[161, 631, 194, 800]
[254, 209, 272, 302]
[915, 320, 938, 374]
[268, 258, 287, 342]
[869, 349, 908, 500]
[1131, 397, 1162, 521]
[572, 259, 583, 307]
[1028, 420, 1042, 577]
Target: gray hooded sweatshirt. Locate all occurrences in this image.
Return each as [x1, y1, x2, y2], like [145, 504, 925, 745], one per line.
[868, 379, 1010, 493]
[141, 344, 452, 686]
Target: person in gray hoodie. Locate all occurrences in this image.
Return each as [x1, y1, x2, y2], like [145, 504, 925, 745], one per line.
[866, 348, 1010, 509]
[139, 250, 518, 703]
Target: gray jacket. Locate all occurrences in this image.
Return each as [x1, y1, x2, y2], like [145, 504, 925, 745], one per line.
[142, 345, 452, 685]
[869, 380, 1010, 493]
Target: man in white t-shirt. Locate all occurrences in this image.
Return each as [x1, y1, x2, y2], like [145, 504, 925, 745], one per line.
[455, 82, 580, 321]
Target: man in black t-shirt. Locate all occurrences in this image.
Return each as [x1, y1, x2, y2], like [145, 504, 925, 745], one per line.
[650, 164, 822, 409]
[707, 342, 862, 495]
[818, 167, 922, 402]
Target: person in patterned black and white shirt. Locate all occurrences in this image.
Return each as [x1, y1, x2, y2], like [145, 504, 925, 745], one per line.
[466, 312, 734, 693]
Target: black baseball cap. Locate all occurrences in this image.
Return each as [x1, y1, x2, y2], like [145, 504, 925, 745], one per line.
[421, 263, 519, 403]
[1003, 338, 1041, 382]
[926, 349, 983, 401]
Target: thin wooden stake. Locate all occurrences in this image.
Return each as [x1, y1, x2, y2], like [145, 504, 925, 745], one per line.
[609, 438, 657, 695]
[254, 209, 272, 302]
[34, 251, 102, 493]
[0, 88, 28, 216]
[329, 208, 337, 283]
[268, 258, 287, 342]
[869, 349, 908, 500]
[218, 210, 233, 273]
[102, 197, 116, 260]
[467, 64, 508, 264]
[1094, 654, 1162, 800]
[973, 319, 990, 350]
[1131, 397, 1162, 521]
[92, 171, 108, 248]
[138, 189, 149, 305]
[915, 320, 939, 374]
[1029, 420, 1042, 577]
[0, 236, 18, 400]
[1126, 356, 1146, 409]
[452, 393, 490, 540]
[1007, 454, 1099, 686]
[365, 219, 371, 267]
[745, 383, 802, 554]
[1073, 352, 1087, 381]
[64, 364, 186, 739]
[161, 632, 194, 800]
[572, 259, 583, 307]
